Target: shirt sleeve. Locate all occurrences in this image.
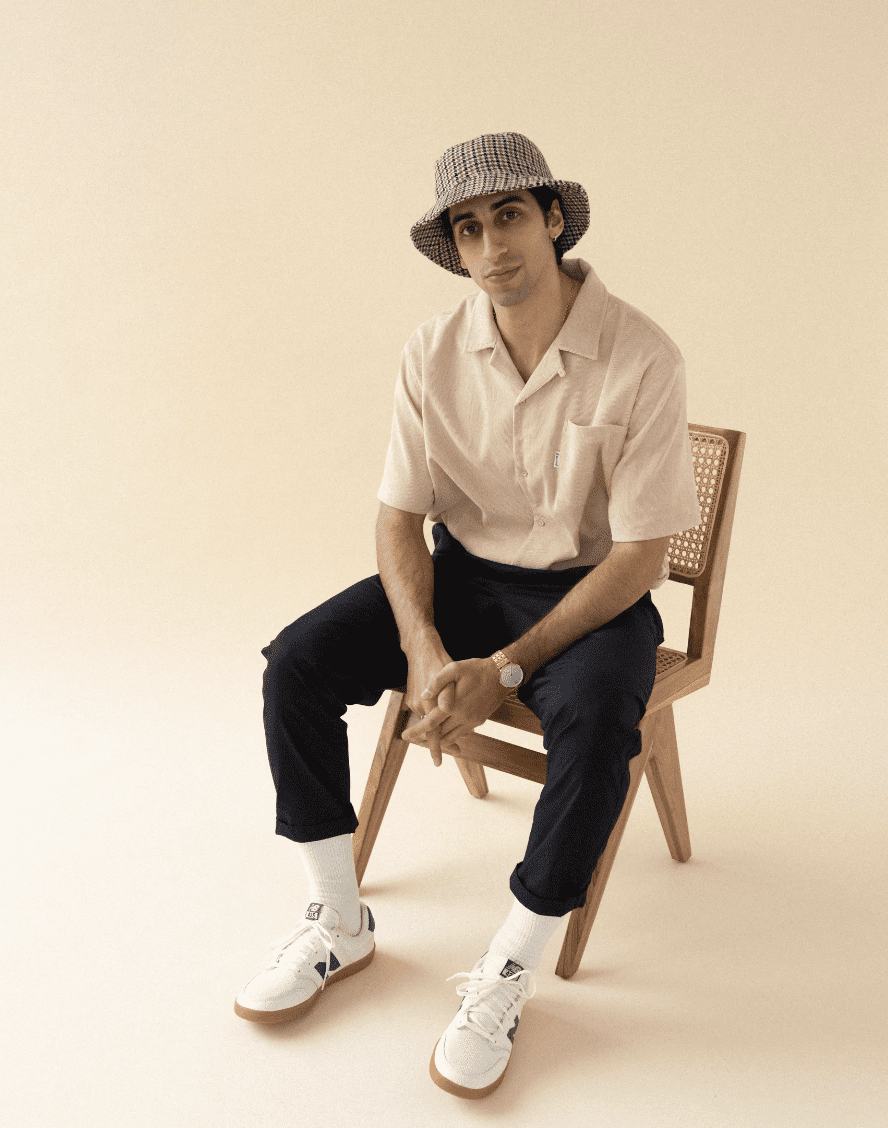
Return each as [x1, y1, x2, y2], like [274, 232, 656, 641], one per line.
[376, 342, 435, 515]
[607, 349, 702, 541]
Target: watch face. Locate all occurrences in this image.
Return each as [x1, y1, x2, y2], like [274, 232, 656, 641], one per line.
[500, 663, 523, 688]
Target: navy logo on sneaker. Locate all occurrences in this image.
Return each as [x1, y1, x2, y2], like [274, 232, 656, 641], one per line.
[305, 903, 323, 920]
[507, 1015, 520, 1043]
[367, 906, 375, 933]
[313, 952, 340, 979]
[500, 959, 524, 978]
[314, 952, 341, 980]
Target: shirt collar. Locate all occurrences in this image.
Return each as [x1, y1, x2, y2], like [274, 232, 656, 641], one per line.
[464, 258, 607, 364]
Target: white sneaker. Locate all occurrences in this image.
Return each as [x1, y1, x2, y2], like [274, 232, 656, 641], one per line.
[234, 902, 375, 1024]
[430, 951, 536, 1099]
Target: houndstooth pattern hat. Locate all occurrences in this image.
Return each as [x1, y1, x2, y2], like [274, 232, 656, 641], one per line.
[410, 132, 590, 277]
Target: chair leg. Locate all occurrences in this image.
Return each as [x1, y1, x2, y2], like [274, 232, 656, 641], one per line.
[644, 703, 692, 862]
[353, 691, 411, 886]
[555, 709, 663, 980]
[453, 756, 489, 798]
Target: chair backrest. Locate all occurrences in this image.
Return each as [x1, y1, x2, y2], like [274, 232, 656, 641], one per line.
[667, 425, 746, 667]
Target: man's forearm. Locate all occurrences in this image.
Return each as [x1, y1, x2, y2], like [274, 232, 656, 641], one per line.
[376, 517, 440, 654]
[504, 547, 662, 682]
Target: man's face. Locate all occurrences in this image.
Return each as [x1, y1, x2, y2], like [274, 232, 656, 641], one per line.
[447, 189, 564, 309]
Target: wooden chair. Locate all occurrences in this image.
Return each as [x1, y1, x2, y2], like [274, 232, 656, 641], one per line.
[353, 424, 746, 978]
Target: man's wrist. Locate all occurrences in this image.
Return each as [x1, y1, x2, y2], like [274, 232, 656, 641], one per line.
[501, 642, 536, 683]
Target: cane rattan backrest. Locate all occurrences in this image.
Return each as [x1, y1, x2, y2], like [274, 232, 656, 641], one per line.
[667, 431, 730, 579]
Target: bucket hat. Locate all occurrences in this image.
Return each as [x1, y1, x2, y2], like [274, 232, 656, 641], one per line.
[410, 132, 590, 278]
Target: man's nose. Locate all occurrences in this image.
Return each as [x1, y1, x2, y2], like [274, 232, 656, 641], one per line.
[482, 230, 508, 260]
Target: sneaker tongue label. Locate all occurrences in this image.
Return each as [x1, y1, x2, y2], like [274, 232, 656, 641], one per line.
[500, 958, 525, 977]
[305, 903, 323, 920]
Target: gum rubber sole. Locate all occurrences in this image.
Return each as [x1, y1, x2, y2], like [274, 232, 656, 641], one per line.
[429, 1039, 510, 1099]
[234, 944, 375, 1024]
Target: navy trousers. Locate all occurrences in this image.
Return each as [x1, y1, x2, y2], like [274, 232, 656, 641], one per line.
[261, 522, 664, 917]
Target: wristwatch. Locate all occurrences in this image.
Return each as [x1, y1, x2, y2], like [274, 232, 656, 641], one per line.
[490, 650, 524, 692]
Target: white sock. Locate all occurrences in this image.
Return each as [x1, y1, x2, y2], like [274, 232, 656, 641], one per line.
[487, 896, 564, 971]
[294, 833, 362, 933]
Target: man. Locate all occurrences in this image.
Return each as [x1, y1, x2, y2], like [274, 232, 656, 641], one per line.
[234, 132, 702, 1099]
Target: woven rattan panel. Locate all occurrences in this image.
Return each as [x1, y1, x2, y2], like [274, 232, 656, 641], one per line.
[655, 647, 688, 677]
[668, 432, 729, 578]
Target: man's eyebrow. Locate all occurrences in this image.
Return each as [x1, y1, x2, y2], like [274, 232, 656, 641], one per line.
[449, 195, 526, 228]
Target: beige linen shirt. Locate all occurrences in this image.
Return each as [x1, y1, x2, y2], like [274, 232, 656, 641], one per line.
[377, 258, 702, 590]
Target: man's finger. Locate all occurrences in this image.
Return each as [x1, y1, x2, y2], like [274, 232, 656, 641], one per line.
[405, 681, 457, 739]
[428, 683, 456, 766]
[429, 728, 442, 767]
[402, 707, 443, 742]
[411, 682, 453, 764]
[421, 666, 457, 707]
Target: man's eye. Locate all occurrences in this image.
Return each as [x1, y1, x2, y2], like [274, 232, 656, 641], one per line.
[459, 224, 477, 237]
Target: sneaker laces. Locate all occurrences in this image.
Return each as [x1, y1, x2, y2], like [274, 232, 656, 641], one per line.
[446, 965, 536, 1043]
[264, 922, 336, 989]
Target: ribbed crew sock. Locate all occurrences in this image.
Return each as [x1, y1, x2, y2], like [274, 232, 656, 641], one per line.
[487, 896, 564, 971]
[294, 833, 362, 934]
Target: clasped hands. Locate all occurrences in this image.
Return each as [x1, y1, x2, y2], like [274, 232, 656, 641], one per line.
[401, 656, 510, 766]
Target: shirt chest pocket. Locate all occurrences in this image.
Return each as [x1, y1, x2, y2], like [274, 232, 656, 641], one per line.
[553, 421, 628, 518]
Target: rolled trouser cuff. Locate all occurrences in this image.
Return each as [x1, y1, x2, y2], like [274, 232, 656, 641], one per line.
[275, 812, 360, 844]
[508, 869, 585, 918]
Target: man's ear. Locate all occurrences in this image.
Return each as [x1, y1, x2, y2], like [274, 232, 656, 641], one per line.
[546, 200, 566, 243]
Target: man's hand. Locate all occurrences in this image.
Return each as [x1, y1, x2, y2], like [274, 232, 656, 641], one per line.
[401, 656, 510, 754]
[408, 682, 458, 766]
[402, 636, 461, 766]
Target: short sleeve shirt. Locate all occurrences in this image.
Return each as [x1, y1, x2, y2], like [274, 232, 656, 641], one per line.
[377, 257, 702, 589]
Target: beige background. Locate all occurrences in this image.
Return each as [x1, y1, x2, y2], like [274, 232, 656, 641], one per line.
[2, 1, 886, 1125]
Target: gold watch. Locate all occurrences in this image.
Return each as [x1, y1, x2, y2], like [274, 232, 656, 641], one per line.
[490, 650, 524, 693]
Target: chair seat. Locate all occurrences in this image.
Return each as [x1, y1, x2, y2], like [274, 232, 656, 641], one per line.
[391, 647, 686, 701]
[655, 646, 688, 677]
[391, 646, 690, 740]
[486, 647, 689, 736]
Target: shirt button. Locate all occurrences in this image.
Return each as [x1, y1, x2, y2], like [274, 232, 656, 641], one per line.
[537, 516, 546, 526]
[522, 470, 529, 477]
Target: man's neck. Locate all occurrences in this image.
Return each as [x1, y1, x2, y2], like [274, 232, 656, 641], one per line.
[493, 265, 582, 383]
